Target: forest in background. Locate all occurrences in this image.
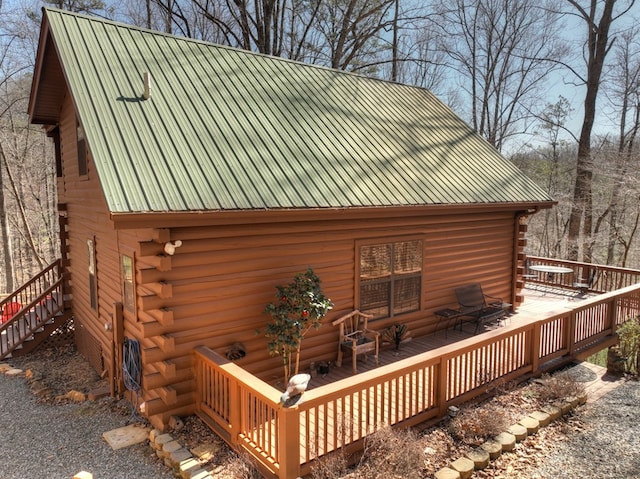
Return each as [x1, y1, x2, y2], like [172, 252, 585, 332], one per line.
[0, 0, 638, 293]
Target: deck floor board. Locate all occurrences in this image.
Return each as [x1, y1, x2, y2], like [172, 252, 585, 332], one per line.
[305, 287, 588, 390]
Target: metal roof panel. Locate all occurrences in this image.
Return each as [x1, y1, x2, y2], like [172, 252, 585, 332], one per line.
[38, 8, 553, 213]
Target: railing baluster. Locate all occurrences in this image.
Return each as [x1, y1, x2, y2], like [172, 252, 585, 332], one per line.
[193, 280, 640, 479]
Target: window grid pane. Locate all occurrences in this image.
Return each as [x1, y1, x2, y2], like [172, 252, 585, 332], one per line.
[359, 240, 422, 319]
[394, 240, 422, 273]
[360, 281, 390, 319]
[393, 276, 421, 315]
[360, 244, 391, 278]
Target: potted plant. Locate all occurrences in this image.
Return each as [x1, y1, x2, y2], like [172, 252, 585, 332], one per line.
[264, 268, 333, 384]
[383, 322, 410, 351]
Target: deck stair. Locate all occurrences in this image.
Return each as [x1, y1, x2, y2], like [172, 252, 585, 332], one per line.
[0, 260, 71, 360]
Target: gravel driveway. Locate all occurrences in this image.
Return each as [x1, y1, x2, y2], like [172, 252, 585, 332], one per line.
[2, 360, 639, 479]
[526, 377, 640, 479]
[0, 372, 173, 479]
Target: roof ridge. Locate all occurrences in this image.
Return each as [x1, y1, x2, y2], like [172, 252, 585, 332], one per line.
[42, 7, 438, 97]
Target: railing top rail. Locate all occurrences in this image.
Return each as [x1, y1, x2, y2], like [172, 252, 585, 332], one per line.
[194, 346, 281, 405]
[0, 259, 63, 310]
[528, 256, 640, 275]
[288, 284, 640, 409]
[0, 278, 65, 335]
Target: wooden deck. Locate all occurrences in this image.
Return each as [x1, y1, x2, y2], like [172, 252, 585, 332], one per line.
[194, 265, 640, 479]
[302, 286, 589, 391]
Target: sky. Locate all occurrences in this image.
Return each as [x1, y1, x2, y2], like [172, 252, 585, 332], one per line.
[2, 0, 640, 155]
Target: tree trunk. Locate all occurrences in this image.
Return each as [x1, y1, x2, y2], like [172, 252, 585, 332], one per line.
[566, 0, 617, 262]
[0, 168, 14, 293]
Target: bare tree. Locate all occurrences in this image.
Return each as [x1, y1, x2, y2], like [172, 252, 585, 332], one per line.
[564, 0, 636, 262]
[530, 97, 575, 258]
[431, 0, 568, 151]
[593, 28, 640, 266]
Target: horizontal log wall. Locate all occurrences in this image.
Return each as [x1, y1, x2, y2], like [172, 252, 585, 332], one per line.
[134, 210, 518, 427]
[58, 95, 158, 396]
[57, 88, 524, 428]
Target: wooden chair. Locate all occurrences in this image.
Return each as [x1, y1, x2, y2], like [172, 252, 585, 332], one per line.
[454, 284, 506, 334]
[332, 310, 379, 373]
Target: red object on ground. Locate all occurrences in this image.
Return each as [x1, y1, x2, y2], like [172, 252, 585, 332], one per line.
[1, 302, 22, 323]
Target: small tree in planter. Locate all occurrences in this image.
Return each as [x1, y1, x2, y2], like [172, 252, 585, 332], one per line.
[264, 268, 333, 384]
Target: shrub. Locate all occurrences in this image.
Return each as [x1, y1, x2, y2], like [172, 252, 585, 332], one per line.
[448, 404, 510, 444]
[309, 451, 349, 479]
[536, 373, 585, 403]
[617, 316, 640, 375]
[357, 426, 424, 479]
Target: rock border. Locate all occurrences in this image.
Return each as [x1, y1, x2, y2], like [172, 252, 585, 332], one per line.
[149, 429, 214, 479]
[434, 391, 588, 479]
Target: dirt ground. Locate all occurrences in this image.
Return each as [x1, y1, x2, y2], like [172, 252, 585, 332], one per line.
[6, 343, 592, 478]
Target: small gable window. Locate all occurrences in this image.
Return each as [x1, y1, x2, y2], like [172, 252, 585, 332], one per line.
[122, 255, 135, 312]
[77, 123, 87, 177]
[358, 239, 423, 319]
[88, 238, 97, 310]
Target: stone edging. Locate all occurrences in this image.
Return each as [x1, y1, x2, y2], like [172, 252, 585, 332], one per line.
[434, 392, 588, 479]
[149, 429, 214, 479]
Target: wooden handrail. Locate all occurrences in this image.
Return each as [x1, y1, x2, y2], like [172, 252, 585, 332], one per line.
[194, 267, 640, 479]
[0, 260, 66, 359]
[527, 256, 640, 293]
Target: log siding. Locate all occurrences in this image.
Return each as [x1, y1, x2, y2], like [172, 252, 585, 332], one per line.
[54, 89, 531, 430]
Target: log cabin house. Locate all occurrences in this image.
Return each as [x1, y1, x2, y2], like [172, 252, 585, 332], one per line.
[27, 8, 555, 431]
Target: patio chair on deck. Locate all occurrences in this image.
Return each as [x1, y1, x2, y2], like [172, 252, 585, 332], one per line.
[332, 310, 379, 373]
[522, 259, 538, 282]
[454, 284, 506, 334]
[573, 267, 598, 297]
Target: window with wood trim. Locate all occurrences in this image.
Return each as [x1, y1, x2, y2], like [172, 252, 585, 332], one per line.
[77, 123, 87, 177]
[88, 238, 97, 310]
[122, 255, 135, 312]
[358, 239, 423, 319]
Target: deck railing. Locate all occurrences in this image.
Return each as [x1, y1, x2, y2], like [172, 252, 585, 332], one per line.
[0, 260, 66, 359]
[526, 256, 640, 293]
[194, 273, 640, 479]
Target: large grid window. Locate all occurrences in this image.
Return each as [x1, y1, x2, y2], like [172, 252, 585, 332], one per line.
[359, 239, 423, 319]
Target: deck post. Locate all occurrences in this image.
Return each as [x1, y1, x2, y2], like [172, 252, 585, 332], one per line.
[228, 378, 241, 446]
[567, 311, 577, 357]
[530, 324, 540, 374]
[437, 356, 448, 417]
[277, 406, 300, 479]
[606, 297, 617, 334]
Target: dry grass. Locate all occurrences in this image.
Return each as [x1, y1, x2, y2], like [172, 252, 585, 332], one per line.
[536, 373, 586, 403]
[448, 402, 512, 444]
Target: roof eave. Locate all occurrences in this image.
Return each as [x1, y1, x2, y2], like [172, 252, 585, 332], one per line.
[109, 201, 556, 229]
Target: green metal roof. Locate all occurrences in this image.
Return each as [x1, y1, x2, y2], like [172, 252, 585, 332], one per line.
[31, 8, 553, 213]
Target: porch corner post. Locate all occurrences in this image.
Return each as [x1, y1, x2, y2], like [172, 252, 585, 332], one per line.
[277, 406, 301, 479]
[228, 379, 241, 446]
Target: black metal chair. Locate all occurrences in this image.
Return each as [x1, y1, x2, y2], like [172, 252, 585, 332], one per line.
[573, 267, 598, 297]
[454, 284, 507, 334]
